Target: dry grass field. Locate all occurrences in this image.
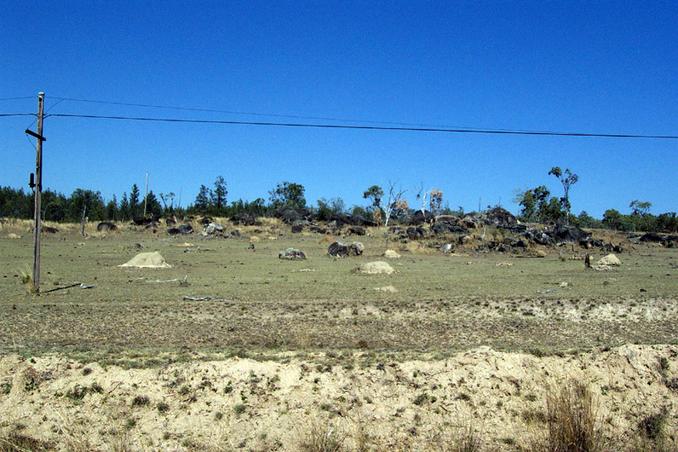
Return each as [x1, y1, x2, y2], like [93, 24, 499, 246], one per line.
[0, 219, 676, 450]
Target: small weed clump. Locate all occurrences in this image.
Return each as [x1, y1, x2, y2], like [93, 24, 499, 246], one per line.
[157, 402, 170, 413]
[233, 403, 246, 416]
[178, 385, 191, 396]
[22, 367, 42, 392]
[65, 382, 104, 403]
[131, 395, 150, 407]
[413, 392, 430, 406]
[66, 385, 89, 401]
[298, 422, 345, 452]
[639, 410, 667, 441]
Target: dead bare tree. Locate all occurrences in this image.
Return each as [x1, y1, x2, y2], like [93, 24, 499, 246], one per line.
[415, 183, 429, 221]
[384, 181, 407, 227]
[416, 184, 443, 223]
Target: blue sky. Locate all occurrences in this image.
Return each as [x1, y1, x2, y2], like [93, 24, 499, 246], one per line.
[1, 0, 676, 216]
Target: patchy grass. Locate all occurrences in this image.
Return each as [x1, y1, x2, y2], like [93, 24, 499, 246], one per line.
[539, 380, 603, 452]
[0, 228, 676, 360]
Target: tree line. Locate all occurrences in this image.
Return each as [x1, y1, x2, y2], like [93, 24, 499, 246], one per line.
[1, 169, 675, 232]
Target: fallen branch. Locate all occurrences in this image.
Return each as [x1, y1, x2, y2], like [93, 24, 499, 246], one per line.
[43, 282, 95, 293]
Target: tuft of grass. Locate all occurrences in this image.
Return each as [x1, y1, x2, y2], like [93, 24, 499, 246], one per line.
[541, 380, 603, 452]
[18, 269, 37, 294]
[658, 357, 670, 378]
[298, 421, 345, 452]
[449, 425, 482, 452]
[0, 431, 52, 451]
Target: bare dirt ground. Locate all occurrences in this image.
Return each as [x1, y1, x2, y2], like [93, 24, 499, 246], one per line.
[0, 220, 676, 450]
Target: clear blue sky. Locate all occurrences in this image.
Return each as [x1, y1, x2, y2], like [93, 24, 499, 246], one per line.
[1, 0, 676, 217]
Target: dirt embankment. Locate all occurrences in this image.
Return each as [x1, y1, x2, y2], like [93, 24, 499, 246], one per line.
[1, 345, 676, 451]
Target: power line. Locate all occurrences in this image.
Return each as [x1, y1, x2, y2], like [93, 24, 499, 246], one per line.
[47, 112, 678, 140]
[0, 113, 35, 117]
[50, 95, 498, 130]
[0, 96, 33, 102]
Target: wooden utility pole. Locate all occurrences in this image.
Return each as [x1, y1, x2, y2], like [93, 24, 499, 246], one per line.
[28, 92, 46, 294]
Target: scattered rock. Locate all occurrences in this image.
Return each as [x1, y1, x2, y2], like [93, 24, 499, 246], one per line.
[374, 285, 398, 293]
[6, 233, 21, 239]
[431, 221, 467, 235]
[348, 225, 367, 236]
[383, 249, 401, 259]
[119, 252, 171, 269]
[549, 223, 590, 243]
[495, 262, 513, 267]
[278, 248, 306, 260]
[291, 223, 304, 234]
[168, 224, 193, 235]
[357, 261, 395, 275]
[204, 222, 224, 236]
[249, 236, 260, 243]
[524, 229, 553, 246]
[440, 243, 453, 254]
[309, 225, 327, 234]
[406, 226, 426, 240]
[96, 222, 117, 232]
[482, 207, 517, 228]
[639, 232, 667, 243]
[597, 254, 621, 267]
[230, 212, 258, 226]
[328, 241, 364, 257]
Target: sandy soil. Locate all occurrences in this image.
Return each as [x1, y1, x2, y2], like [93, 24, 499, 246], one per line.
[1, 345, 676, 451]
